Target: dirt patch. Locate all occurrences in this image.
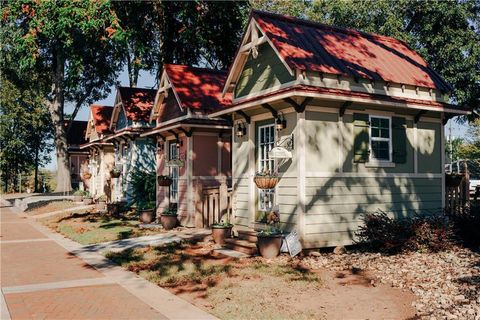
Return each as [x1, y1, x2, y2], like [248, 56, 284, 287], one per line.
[26, 200, 80, 215]
[106, 243, 416, 319]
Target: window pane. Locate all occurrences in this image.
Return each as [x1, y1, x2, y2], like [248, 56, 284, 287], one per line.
[371, 128, 379, 137]
[380, 128, 389, 138]
[372, 141, 389, 160]
[371, 117, 379, 127]
[380, 118, 389, 128]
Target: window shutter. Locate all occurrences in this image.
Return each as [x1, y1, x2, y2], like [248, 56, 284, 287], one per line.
[392, 117, 407, 164]
[353, 113, 370, 163]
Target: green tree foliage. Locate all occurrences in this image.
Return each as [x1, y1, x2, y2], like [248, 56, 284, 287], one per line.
[0, 78, 53, 192]
[250, 0, 480, 120]
[446, 137, 464, 162]
[458, 119, 480, 160]
[1, 1, 123, 191]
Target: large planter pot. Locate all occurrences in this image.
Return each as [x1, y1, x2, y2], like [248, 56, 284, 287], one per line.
[139, 209, 155, 224]
[96, 201, 107, 211]
[83, 172, 92, 180]
[83, 197, 93, 205]
[160, 214, 178, 230]
[211, 225, 233, 246]
[73, 195, 83, 202]
[158, 176, 173, 187]
[254, 176, 279, 189]
[257, 234, 283, 259]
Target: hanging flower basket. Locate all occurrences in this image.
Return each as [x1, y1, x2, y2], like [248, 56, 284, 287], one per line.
[157, 175, 173, 187]
[110, 168, 121, 178]
[83, 172, 92, 180]
[254, 171, 279, 189]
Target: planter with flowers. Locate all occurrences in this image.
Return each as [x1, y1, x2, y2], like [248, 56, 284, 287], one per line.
[161, 207, 178, 230]
[254, 170, 279, 189]
[110, 167, 121, 178]
[157, 175, 173, 187]
[211, 220, 233, 246]
[257, 210, 283, 259]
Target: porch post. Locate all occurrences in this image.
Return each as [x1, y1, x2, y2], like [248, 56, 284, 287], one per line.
[186, 135, 194, 227]
[248, 118, 256, 227]
[297, 111, 306, 245]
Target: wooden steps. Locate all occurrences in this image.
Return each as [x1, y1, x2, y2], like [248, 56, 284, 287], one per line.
[237, 230, 258, 242]
[224, 238, 258, 255]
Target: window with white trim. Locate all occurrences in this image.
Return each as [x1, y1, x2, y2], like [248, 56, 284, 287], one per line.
[257, 123, 276, 211]
[369, 116, 392, 162]
[168, 142, 179, 203]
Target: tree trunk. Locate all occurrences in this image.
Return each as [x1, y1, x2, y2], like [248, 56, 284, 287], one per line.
[49, 49, 72, 193]
[34, 143, 39, 193]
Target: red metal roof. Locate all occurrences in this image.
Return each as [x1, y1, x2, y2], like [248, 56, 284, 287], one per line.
[118, 87, 157, 122]
[65, 120, 88, 146]
[90, 105, 113, 134]
[165, 64, 232, 111]
[252, 10, 452, 91]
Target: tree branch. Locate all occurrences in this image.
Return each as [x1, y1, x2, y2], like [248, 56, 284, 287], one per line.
[66, 84, 95, 134]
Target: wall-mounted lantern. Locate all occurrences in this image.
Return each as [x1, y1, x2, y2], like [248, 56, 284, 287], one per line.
[175, 139, 183, 148]
[276, 112, 287, 131]
[157, 141, 164, 152]
[236, 122, 247, 138]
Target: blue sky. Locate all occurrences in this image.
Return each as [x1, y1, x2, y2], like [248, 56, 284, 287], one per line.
[42, 67, 472, 170]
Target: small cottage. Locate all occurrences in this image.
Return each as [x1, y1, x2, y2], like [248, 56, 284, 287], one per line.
[210, 11, 471, 248]
[65, 120, 89, 190]
[143, 64, 232, 227]
[80, 105, 114, 200]
[105, 87, 157, 202]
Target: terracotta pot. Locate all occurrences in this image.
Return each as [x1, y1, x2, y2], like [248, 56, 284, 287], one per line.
[254, 176, 279, 189]
[160, 214, 177, 230]
[110, 170, 121, 178]
[83, 198, 93, 205]
[83, 172, 92, 180]
[211, 226, 233, 245]
[157, 176, 173, 187]
[257, 234, 283, 259]
[96, 201, 106, 211]
[73, 195, 83, 202]
[139, 209, 155, 224]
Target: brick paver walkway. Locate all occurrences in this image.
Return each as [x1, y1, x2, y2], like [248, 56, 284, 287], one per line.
[0, 201, 216, 320]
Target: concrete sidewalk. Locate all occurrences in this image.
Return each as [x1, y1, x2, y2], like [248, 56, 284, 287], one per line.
[0, 201, 217, 320]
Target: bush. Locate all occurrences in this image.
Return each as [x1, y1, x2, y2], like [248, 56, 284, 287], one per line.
[449, 204, 480, 248]
[355, 210, 453, 254]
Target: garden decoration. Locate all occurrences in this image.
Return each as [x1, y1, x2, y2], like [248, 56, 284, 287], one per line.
[254, 170, 279, 189]
[211, 220, 234, 246]
[161, 207, 178, 230]
[257, 209, 283, 258]
[157, 175, 173, 186]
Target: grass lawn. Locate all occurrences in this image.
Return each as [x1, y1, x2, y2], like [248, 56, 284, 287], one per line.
[106, 242, 415, 320]
[40, 211, 163, 245]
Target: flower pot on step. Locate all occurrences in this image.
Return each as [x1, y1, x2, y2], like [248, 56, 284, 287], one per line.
[139, 209, 155, 224]
[257, 234, 283, 259]
[211, 225, 233, 246]
[160, 214, 177, 230]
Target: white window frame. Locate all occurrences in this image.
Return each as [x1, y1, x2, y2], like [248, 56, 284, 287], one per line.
[168, 142, 179, 203]
[257, 123, 276, 211]
[368, 115, 393, 163]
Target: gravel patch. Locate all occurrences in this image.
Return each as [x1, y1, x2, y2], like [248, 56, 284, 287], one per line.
[303, 247, 480, 319]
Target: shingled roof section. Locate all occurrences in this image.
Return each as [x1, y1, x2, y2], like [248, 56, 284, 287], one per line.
[165, 64, 232, 112]
[252, 10, 452, 92]
[90, 105, 113, 134]
[118, 87, 157, 122]
[65, 120, 88, 146]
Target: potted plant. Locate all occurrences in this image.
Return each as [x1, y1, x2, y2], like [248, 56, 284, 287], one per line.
[161, 207, 178, 230]
[110, 167, 121, 178]
[211, 220, 233, 245]
[157, 175, 173, 187]
[257, 210, 283, 259]
[138, 201, 156, 224]
[73, 189, 84, 202]
[254, 170, 279, 189]
[95, 195, 107, 211]
[83, 191, 93, 205]
[83, 171, 92, 180]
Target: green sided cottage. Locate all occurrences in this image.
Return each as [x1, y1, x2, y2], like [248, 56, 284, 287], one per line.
[210, 11, 471, 248]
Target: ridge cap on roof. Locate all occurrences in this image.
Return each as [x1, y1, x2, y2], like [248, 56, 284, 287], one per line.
[251, 9, 404, 45]
[165, 63, 228, 75]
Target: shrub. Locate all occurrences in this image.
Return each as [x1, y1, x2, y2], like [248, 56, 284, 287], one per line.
[83, 191, 92, 198]
[449, 204, 480, 248]
[73, 189, 85, 196]
[355, 210, 453, 254]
